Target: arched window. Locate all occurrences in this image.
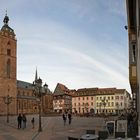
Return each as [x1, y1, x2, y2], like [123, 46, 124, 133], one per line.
[7, 59, 11, 78]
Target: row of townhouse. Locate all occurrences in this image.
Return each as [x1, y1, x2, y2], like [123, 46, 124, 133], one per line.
[53, 83, 131, 115]
[72, 88, 130, 115]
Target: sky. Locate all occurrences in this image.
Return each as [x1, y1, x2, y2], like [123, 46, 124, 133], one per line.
[0, 0, 130, 92]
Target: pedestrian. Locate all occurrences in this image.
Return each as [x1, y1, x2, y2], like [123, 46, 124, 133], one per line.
[68, 113, 72, 125]
[22, 114, 27, 129]
[31, 117, 35, 129]
[127, 110, 133, 130]
[17, 113, 22, 129]
[62, 113, 66, 126]
[132, 109, 138, 133]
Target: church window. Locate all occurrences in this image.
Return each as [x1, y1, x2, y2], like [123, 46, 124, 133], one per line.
[7, 59, 11, 78]
[7, 41, 10, 45]
[7, 49, 11, 56]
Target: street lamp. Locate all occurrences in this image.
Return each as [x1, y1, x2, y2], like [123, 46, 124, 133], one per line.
[99, 102, 102, 114]
[116, 103, 120, 115]
[3, 95, 12, 123]
[101, 98, 108, 114]
[32, 77, 48, 132]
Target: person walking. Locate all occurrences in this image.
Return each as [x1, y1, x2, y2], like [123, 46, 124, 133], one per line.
[68, 113, 72, 125]
[31, 117, 35, 129]
[62, 113, 67, 126]
[17, 114, 22, 129]
[22, 114, 27, 129]
[127, 110, 133, 131]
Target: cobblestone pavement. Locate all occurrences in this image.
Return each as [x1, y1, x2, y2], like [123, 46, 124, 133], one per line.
[0, 115, 105, 140]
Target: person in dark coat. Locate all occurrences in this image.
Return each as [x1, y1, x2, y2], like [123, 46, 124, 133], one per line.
[127, 110, 133, 130]
[17, 114, 22, 129]
[68, 113, 72, 125]
[22, 114, 27, 129]
[62, 113, 67, 126]
[31, 117, 35, 129]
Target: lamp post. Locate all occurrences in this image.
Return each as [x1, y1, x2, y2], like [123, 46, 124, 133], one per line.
[32, 77, 48, 132]
[3, 95, 12, 123]
[99, 102, 102, 114]
[101, 98, 108, 114]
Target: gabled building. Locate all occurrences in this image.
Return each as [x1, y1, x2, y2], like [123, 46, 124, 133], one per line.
[53, 83, 72, 113]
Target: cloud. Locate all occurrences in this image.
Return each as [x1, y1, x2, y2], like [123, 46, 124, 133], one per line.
[0, 0, 130, 92]
[15, 17, 130, 92]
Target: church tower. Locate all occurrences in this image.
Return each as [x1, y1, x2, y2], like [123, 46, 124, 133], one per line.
[0, 13, 17, 115]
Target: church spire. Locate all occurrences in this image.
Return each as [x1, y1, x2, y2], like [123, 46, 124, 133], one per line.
[35, 67, 38, 81]
[3, 10, 9, 25]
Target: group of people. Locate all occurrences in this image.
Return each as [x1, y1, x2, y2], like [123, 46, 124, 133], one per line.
[17, 114, 35, 129]
[62, 112, 72, 126]
[118, 109, 138, 134]
[127, 109, 138, 131]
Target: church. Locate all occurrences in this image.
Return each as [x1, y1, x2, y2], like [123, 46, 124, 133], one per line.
[0, 14, 53, 115]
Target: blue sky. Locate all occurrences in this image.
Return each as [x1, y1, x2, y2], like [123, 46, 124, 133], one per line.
[0, 0, 130, 92]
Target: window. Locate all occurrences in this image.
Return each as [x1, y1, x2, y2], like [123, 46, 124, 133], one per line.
[108, 102, 110, 107]
[121, 96, 123, 100]
[7, 59, 11, 78]
[7, 49, 11, 56]
[108, 96, 110, 100]
[112, 102, 114, 106]
[18, 91, 20, 95]
[91, 97, 93, 100]
[116, 96, 119, 100]
[132, 44, 136, 62]
[91, 102, 93, 106]
[111, 96, 114, 100]
[87, 97, 88, 100]
[83, 97, 84, 100]
[78, 97, 80, 100]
